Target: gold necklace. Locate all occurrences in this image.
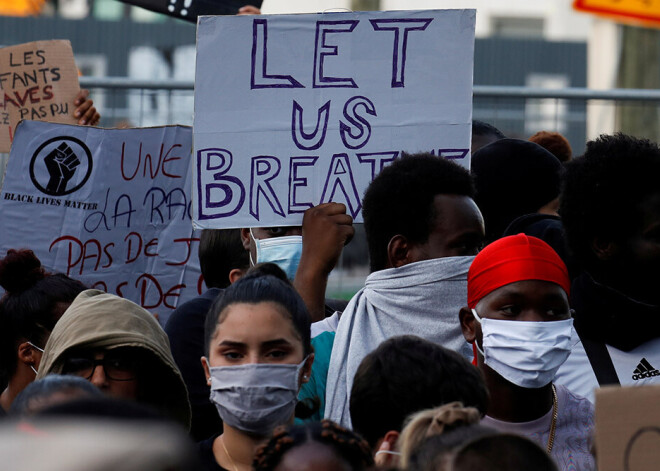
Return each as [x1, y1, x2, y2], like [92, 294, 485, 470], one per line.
[547, 384, 558, 454]
[220, 435, 240, 471]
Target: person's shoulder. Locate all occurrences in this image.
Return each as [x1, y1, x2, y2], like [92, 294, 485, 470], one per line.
[197, 434, 229, 471]
[165, 288, 224, 332]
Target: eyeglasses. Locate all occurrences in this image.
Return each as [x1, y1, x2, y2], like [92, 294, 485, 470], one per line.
[62, 353, 140, 381]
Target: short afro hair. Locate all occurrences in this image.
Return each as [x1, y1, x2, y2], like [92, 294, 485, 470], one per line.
[560, 133, 660, 270]
[349, 335, 488, 449]
[362, 153, 475, 272]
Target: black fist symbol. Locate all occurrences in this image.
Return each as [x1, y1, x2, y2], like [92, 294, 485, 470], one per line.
[45, 142, 80, 195]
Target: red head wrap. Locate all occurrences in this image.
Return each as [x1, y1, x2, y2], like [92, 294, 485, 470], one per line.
[467, 234, 570, 309]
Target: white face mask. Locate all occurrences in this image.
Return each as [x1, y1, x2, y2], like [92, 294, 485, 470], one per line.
[208, 357, 307, 436]
[250, 229, 303, 280]
[472, 309, 573, 388]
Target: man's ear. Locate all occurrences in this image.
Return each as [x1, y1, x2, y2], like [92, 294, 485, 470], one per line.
[374, 430, 401, 467]
[228, 268, 244, 285]
[387, 235, 413, 269]
[592, 237, 618, 261]
[459, 307, 477, 343]
[201, 356, 211, 387]
[240, 228, 252, 251]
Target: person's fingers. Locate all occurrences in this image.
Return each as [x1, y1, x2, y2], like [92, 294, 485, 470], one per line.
[74, 99, 92, 119]
[329, 213, 353, 226]
[74, 89, 89, 106]
[316, 201, 348, 215]
[79, 101, 97, 125]
[91, 111, 101, 125]
[237, 5, 261, 15]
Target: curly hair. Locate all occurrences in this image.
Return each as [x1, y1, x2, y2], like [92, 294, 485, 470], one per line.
[560, 133, 660, 270]
[253, 420, 374, 471]
[362, 153, 475, 272]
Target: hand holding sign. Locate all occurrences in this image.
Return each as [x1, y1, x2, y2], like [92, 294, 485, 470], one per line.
[45, 142, 80, 195]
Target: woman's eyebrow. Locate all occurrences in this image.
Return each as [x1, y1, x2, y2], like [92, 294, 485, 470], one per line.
[217, 340, 246, 348]
[261, 339, 293, 348]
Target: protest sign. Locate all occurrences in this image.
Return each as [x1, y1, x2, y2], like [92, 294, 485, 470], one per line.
[117, 0, 262, 23]
[193, 9, 475, 229]
[0, 121, 201, 325]
[595, 385, 660, 471]
[0, 40, 80, 153]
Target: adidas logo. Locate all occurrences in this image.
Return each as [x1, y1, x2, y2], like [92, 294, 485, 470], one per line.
[632, 358, 660, 381]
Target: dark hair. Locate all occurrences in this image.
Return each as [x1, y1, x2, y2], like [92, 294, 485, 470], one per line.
[37, 395, 169, 422]
[560, 133, 660, 270]
[529, 131, 573, 163]
[0, 249, 87, 378]
[451, 434, 557, 471]
[472, 120, 505, 140]
[9, 374, 102, 416]
[362, 153, 475, 272]
[204, 263, 311, 357]
[199, 229, 249, 289]
[408, 424, 498, 471]
[349, 335, 489, 449]
[253, 420, 374, 471]
[472, 139, 562, 243]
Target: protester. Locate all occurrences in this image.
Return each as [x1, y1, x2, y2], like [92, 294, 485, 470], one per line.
[349, 336, 488, 466]
[403, 422, 497, 471]
[166, 228, 249, 441]
[253, 420, 374, 471]
[451, 434, 558, 471]
[471, 138, 563, 244]
[241, 202, 354, 323]
[199, 264, 314, 471]
[0, 249, 87, 414]
[529, 130, 573, 163]
[35, 289, 191, 429]
[397, 402, 483, 469]
[9, 374, 101, 417]
[324, 153, 485, 427]
[459, 234, 595, 470]
[471, 119, 505, 153]
[560, 133, 660, 386]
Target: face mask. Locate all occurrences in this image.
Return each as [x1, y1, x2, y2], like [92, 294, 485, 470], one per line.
[250, 229, 302, 280]
[208, 357, 307, 436]
[472, 309, 573, 388]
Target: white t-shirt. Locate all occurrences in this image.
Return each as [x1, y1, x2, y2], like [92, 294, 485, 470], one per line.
[482, 385, 595, 471]
[554, 327, 599, 403]
[607, 337, 660, 386]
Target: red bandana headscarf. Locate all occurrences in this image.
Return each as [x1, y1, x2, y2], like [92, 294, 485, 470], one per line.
[467, 234, 570, 309]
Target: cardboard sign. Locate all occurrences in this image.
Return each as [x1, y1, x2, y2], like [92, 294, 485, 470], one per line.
[193, 10, 475, 229]
[0, 121, 201, 325]
[574, 0, 660, 26]
[0, 40, 80, 153]
[595, 385, 660, 471]
[118, 0, 262, 23]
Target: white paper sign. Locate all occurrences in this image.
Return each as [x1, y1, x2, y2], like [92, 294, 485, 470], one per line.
[193, 9, 475, 229]
[0, 121, 201, 325]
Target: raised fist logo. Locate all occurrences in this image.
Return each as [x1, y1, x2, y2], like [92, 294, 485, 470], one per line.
[30, 136, 93, 197]
[44, 142, 81, 195]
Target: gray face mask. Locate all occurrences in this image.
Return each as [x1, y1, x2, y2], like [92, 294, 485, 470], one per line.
[208, 357, 307, 436]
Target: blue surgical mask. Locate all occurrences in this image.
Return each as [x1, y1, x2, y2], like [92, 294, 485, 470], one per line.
[250, 229, 303, 280]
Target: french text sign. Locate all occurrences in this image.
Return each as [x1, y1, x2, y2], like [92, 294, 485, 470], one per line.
[0, 121, 201, 325]
[193, 10, 475, 229]
[0, 40, 80, 152]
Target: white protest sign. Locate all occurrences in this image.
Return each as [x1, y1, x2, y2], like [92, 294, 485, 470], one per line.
[193, 9, 475, 229]
[0, 121, 201, 325]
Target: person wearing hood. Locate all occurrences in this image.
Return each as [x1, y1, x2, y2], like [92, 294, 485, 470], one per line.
[36, 289, 191, 429]
[323, 153, 485, 427]
[459, 234, 594, 471]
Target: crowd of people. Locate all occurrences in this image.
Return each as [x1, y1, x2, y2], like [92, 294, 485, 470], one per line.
[1, 111, 658, 470]
[1, 3, 659, 464]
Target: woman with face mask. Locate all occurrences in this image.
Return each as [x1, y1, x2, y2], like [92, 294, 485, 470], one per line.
[0, 249, 86, 414]
[459, 234, 595, 471]
[200, 264, 315, 471]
